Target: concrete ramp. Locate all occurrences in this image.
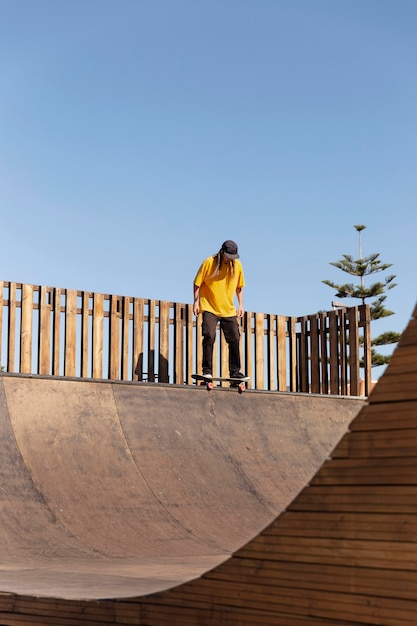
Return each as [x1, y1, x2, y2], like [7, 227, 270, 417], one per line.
[0, 376, 362, 600]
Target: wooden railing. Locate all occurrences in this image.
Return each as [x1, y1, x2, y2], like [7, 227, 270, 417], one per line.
[0, 281, 372, 395]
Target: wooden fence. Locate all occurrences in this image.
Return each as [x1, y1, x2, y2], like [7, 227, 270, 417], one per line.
[0, 281, 372, 395]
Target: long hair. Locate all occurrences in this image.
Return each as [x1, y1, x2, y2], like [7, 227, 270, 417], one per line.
[209, 250, 235, 280]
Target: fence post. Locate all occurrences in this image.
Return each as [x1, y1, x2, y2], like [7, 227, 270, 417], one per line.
[21, 283, 33, 374]
[121, 296, 131, 381]
[329, 311, 339, 395]
[0, 281, 3, 370]
[298, 316, 309, 393]
[64, 290, 77, 377]
[254, 313, 264, 390]
[52, 288, 62, 376]
[133, 297, 144, 381]
[243, 312, 253, 387]
[339, 309, 347, 395]
[80, 291, 90, 379]
[361, 304, 372, 395]
[92, 292, 104, 380]
[309, 314, 320, 394]
[7, 283, 17, 372]
[39, 286, 53, 376]
[348, 306, 360, 396]
[186, 304, 194, 384]
[147, 300, 156, 382]
[319, 312, 329, 394]
[276, 315, 287, 392]
[266, 314, 275, 391]
[173, 302, 185, 384]
[159, 300, 170, 383]
[288, 317, 297, 392]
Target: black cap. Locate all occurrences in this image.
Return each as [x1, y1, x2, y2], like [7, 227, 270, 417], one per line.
[221, 240, 239, 259]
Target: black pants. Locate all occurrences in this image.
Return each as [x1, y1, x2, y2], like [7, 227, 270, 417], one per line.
[202, 311, 241, 376]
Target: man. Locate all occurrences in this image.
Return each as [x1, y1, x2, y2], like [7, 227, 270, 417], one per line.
[193, 240, 246, 379]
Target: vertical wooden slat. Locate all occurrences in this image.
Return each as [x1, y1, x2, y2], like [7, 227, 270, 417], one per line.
[255, 312, 264, 390]
[52, 288, 62, 376]
[92, 292, 104, 379]
[243, 312, 253, 384]
[238, 316, 245, 381]
[339, 309, 347, 394]
[174, 303, 184, 384]
[133, 298, 144, 381]
[64, 289, 77, 377]
[348, 306, 360, 395]
[277, 315, 287, 391]
[7, 282, 17, 372]
[109, 295, 121, 380]
[319, 312, 329, 394]
[299, 316, 309, 392]
[120, 296, 130, 381]
[159, 300, 170, 383]
[266, 314, 275, 391]
[288, 317, 297, 392]
[329, 310, 339, 395]
[20, 283, 33, 374]
[309, 314, 320, 394]
[38, 286, 52, 375]
[186, 304, 194, 382]
[0, 281, 3, 370]
[148, 300, 156, 382]
[361, 304, 372, 396]
[80, 292, 90, 378]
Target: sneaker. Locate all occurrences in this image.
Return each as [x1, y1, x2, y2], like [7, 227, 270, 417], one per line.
[230, 372, 246, 379]
[202, 372, 213, 379]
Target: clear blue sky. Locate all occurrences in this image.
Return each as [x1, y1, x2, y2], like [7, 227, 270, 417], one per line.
[1, 0, 416, 373]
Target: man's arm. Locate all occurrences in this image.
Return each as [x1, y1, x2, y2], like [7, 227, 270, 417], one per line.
[193, 284, 200, 316]
[236, 286, 244, 318]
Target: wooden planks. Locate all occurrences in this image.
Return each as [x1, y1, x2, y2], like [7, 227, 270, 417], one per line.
[128, 303, 417, 624]
[0, 280, 371, 393]
[0, 301, 414, 625]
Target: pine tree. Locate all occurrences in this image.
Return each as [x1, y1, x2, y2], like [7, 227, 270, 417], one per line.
[322, 224, 401, 367]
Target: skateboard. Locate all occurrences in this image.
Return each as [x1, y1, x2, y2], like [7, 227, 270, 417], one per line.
[191, 374, 250, 393]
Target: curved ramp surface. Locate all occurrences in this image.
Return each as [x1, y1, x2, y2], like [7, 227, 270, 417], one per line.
[132, 303, 417, 626]
[0, 375, 362, 600]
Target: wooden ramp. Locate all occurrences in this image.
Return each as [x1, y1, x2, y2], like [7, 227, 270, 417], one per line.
[0, 375, 362, 610]
[0, 293, 415, 626]
[135, 303, 417, 625]
[2, 293, 416, 626]
[0, 291, 414, 626]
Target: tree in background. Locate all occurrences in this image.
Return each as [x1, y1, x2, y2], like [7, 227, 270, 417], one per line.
[322, 224, 401, 367]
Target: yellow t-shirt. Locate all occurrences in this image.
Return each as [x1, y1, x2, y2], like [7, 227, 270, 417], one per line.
[194, 256, 245, 317]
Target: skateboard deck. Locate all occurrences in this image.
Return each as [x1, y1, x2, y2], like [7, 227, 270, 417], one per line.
[192, 374, 250, 393]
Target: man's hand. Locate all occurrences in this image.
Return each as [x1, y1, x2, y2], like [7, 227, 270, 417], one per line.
[236, 286, 244, 318]
[193, 284, 200, 316]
